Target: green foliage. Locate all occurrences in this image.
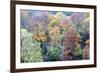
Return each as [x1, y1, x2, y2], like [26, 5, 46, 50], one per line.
[21, 28, 28, 39]
[73, 47, 83, 60]
[50, 19, 59, 26]
[77, 32, 82, 43]
[21, 29, 43, 63]
[48, 18, 59, 30]
[47, 47, 60, 61]
[73, 47, 83, 56]
[56, 12, 65, 19]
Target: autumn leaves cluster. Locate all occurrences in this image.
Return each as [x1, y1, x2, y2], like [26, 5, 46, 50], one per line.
[21, 10, 90, 62]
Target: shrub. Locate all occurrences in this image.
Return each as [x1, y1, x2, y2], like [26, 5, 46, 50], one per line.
[47, 47, 60, 61]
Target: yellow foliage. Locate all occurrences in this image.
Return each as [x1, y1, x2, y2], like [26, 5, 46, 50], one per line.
[32, 32, 47, 42]
[49, 27, 60, 40]
[85, 40, 90, 46]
